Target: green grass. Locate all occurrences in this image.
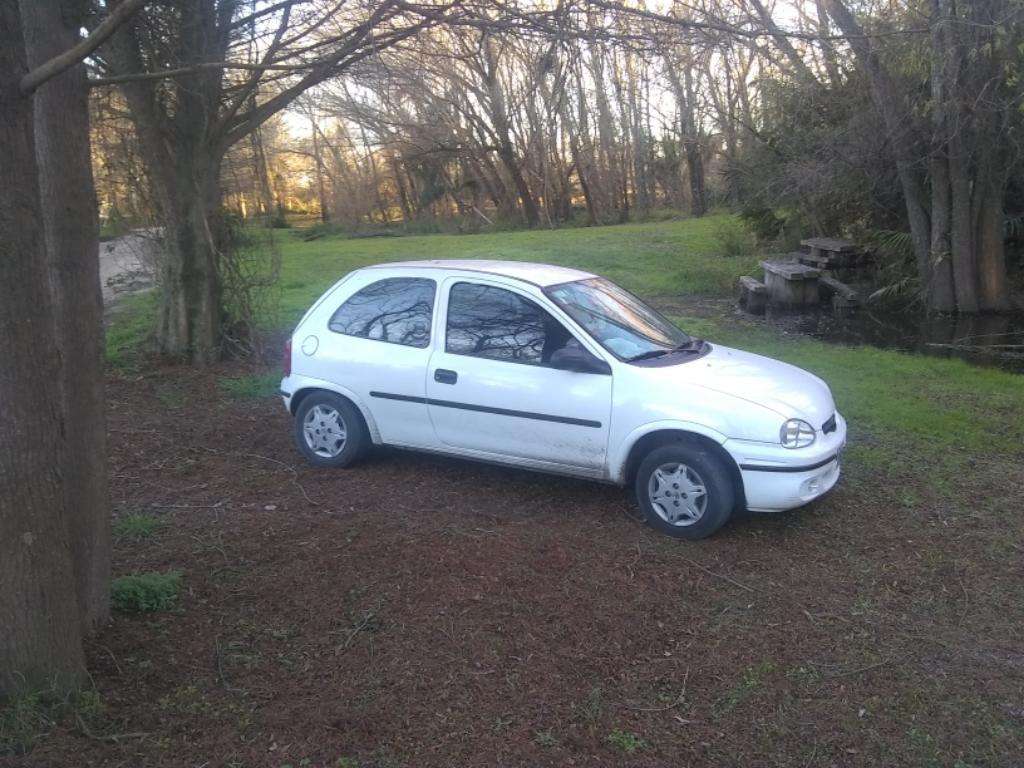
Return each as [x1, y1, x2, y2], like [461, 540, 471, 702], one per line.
[111, 571, 182, 613]
[218, 372, 281, 400]
[105, 292, 156, 370]
[112, 512, 164, 542]
[606, 729, 648, 754]
[673, 315, 1024, 478]
[0, 689, 53, 757]
[0, 686, 102, 757]
[713, 661, 776, 716]
[269, 214, 757, 327]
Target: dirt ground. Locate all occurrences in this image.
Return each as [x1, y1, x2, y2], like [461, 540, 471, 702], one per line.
[9, 359, 1024, 768]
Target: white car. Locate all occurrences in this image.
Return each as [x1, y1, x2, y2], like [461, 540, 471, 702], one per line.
[280, 260, 846, 539]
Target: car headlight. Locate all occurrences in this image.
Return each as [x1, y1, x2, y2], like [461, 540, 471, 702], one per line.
[780, 419, 816, 448]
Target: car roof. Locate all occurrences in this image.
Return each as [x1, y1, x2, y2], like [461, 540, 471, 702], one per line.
[362, 259, 596, 288]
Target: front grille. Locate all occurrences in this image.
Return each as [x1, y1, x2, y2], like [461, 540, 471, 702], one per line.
[821, 413, 837, 434]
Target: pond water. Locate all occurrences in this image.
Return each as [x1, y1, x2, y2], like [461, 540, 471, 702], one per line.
[763, 306, 1024, 374]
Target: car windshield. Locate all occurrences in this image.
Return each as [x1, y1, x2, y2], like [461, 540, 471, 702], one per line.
[546, 277, 693, 361]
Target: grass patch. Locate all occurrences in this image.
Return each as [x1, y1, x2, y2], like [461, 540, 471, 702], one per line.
[673, 315, 1024, 477]
[269, 213, 755, 328]
[533, 730, 558, 748]
[0, 689, 53, 756]
[714, 661, 776, 716]
[112, 512, 163, 542]
[0, 686, 102, 756]
[105, 292, 155, 371]
[111, 571, 182, 613]
[606, 729, 648, 754]
[218, 372, 281, 400]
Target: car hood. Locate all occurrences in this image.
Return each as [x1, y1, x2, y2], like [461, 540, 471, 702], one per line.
[674, 343, 835, 425]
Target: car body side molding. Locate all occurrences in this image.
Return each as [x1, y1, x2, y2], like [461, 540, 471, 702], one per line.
[369, 391, 603, 429]
[739, 453, 840, 473]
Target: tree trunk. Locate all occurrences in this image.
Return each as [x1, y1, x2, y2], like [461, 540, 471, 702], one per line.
[975, 174, 1011, 311]
[21, 0, 110, 636]
[251, 126, 274, 219]
[947, 143, 979, 313]
[481, 37, 539, 227]
[663, 51, 706, 217]
[390, 151, 414, 223]
[926, 0, 957, 310]
[682, 63, 706, 217]
[156, 151, 223, 364]
[1, 0, 86, 696]
[311, 118, 330, 223]
[928, 152, 956, 309]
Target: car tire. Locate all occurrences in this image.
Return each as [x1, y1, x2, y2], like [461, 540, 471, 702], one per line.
[293, 391, 368, 468]
[634, 443, 735, 540]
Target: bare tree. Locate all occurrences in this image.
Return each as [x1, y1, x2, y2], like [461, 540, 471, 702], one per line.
[94, 0, 458, 363]
[2, 0, 145, 697]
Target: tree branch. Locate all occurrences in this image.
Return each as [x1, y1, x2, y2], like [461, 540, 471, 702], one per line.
[88, 59, 322, 87]
[20, 0, 149, 94]
[222, 1, 462, 147]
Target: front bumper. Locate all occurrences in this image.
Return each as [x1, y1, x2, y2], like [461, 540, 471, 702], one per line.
[725, 413, 847, 513]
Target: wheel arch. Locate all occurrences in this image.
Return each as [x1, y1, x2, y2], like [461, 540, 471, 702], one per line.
[289, 385, 379, 443]
[618, 427, 746, 512]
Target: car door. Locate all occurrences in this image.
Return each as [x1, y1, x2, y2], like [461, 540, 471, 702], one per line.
[316, 274, 437, 447]
[424, 277, 612, 470]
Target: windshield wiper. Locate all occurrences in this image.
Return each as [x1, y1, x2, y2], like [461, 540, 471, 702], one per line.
[626, 338, 705, 363]
[627, 348, 671, 362]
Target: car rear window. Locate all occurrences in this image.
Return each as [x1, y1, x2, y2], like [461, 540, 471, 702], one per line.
[328, 277, 435, 348]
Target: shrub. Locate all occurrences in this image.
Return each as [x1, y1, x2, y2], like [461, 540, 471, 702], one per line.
[111, 571, 182, 613]
[112, 512, 163, 541]
[712, 217, 756, 258]
[739, 205, 787, 242]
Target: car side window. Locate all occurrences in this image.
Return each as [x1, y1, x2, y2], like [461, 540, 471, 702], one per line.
[328, 277, 435, 348]
[445, 282, 572, 365]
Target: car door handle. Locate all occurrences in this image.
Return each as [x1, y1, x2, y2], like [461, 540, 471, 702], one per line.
[434, 368, 458, 385]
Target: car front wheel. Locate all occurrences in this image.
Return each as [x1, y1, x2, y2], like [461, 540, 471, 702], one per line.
[634, 443, 735, 540]
[293, 391, 368, 468]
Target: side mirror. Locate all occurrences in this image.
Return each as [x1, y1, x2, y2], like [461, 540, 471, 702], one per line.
[549, 340, 611, 375]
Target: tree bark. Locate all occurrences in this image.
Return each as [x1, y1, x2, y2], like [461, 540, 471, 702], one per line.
[974, 170, 1011, 311]
[21, 0, 110, 636]
[1, 0, 86, 695]
[156, 150, 224, 363]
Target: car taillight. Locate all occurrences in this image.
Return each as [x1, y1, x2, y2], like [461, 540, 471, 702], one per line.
[283, 337, 292, 377]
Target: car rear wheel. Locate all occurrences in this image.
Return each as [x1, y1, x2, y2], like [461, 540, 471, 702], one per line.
[635, 443, 735, 540]
[294, 391, 367, 468]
